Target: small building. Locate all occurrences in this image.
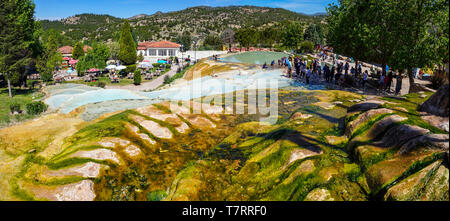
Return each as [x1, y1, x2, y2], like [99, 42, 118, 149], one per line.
[137, 40, 181, 62]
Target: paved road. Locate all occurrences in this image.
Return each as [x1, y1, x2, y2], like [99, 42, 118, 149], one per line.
[106, 65, 180, 92]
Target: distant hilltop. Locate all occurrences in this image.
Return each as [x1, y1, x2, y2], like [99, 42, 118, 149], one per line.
[40, 5, 326, 44]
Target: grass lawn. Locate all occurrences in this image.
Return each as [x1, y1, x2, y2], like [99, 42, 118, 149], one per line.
[0, 87, 45, 127]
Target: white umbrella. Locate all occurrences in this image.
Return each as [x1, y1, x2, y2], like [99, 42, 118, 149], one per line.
[106, 65, 117, 70]
[116, 65, 127, 70]
[138, 63, 153, 69]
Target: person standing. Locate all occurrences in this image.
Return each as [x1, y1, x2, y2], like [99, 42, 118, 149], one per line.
[386, 71, 394, 93]
[395, 72, 403, 95]
[362, 70, 368, 90]
[306, 67, 311, 84]
[379, 73, 385, 94]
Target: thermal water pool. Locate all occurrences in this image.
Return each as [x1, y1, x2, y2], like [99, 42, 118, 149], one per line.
[220, 51, 288, 65]
[44, 52, 324, 119]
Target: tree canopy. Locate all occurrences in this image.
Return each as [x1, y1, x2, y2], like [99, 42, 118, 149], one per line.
[118, 20, 137, 65]
[76, 43, 110, 74]
[176, 32, 192, 52]
[326, 0, 449, 92]
[235, 27, 259, 49]
[0, 0, 41, 97]
[72, 42, 85, 59]
[36, 30, 62, 82]
[280, 21, 303, 52]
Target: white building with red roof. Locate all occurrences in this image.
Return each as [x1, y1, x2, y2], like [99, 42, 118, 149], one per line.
[137, 40, 181, 61]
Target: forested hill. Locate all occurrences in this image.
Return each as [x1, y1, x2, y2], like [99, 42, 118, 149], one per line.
[40, 6, 325, 45]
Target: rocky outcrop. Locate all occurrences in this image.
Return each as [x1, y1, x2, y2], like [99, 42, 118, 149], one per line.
[345, 96, 449, 201]
[345, 108, 393, 136]
[373, 124, 430, 148]
[418, 84, 449, 117]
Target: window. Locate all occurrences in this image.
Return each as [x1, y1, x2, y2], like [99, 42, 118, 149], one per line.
[168, 49, 176, 56]
[158, 49, 167, 56]
[149, 49, 157, 56]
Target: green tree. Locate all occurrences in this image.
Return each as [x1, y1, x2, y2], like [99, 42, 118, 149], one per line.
[327, 0, 449, 93]
[388, 0, 449, 92]
[137, 52, 144, 62]
[118, 20, 137, 65]
[106, 41, 120, 60]
[203, 35, 223, 50]
[176, 32, 192, 52]
[0, 0, 40, 97]
[72, 42, 85, 59]
[299, 40, 315, 53]
[260, 26, 279, 48]
[280, 21, 303, 52]
[221, 28, 235, 52]
[304, 23, 325, 45]
[36, 31, 63, 82]
[76, 43, 109, 75]
[235, 27, 259, 50]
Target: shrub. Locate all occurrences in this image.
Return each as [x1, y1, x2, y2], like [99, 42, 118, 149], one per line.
[152, 63, 162, 68]
[165, 64, 171, 69]
[125, 64, 137, 73]
[299, 40, 315, 53]
[134, 70, 142, 85]
[97, 81, 106, 88]
[9, 103, 21, 114]
[164, 75, 171, 84]
[26, 101, 48, 115]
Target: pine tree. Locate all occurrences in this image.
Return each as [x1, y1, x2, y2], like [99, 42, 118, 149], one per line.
[36, 31, 62, 82]
[0, 0, 40, 97]
[118, 20, 137, 65]
[72, 42, 85, 59]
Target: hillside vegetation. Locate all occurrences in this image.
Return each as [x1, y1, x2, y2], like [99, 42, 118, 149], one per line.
[40, 6, 325, 45]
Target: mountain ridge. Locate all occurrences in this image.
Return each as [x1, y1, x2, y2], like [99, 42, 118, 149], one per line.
[40, 5, 326, 45]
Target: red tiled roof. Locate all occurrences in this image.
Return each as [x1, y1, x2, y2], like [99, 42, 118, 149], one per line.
[58, 45, 92, 54]
[58, 46, 73, 54]
[137, 40, 181, 49]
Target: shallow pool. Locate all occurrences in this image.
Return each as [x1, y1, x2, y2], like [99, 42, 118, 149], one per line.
[220, 51, 288, 65]
[44, 69, 324, 117]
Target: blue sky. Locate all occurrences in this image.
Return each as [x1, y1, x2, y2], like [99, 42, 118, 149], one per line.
[34, 0, 337, 20]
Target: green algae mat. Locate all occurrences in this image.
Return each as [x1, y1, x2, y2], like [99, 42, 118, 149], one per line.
[0, 89, 448, 201]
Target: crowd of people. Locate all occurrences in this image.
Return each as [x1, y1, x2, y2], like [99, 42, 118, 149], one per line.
[261, 51, 405, 96]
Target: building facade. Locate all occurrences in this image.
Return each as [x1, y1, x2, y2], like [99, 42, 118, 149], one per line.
[137, 40, 181, 62]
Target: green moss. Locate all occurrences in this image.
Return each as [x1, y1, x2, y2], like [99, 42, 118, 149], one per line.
[147, 189, 168, 201]
[47, 157, 111, 170]
[26, 176, 87, 186]
[372, 151, 445, 198]
[152, 104, 172, 114]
